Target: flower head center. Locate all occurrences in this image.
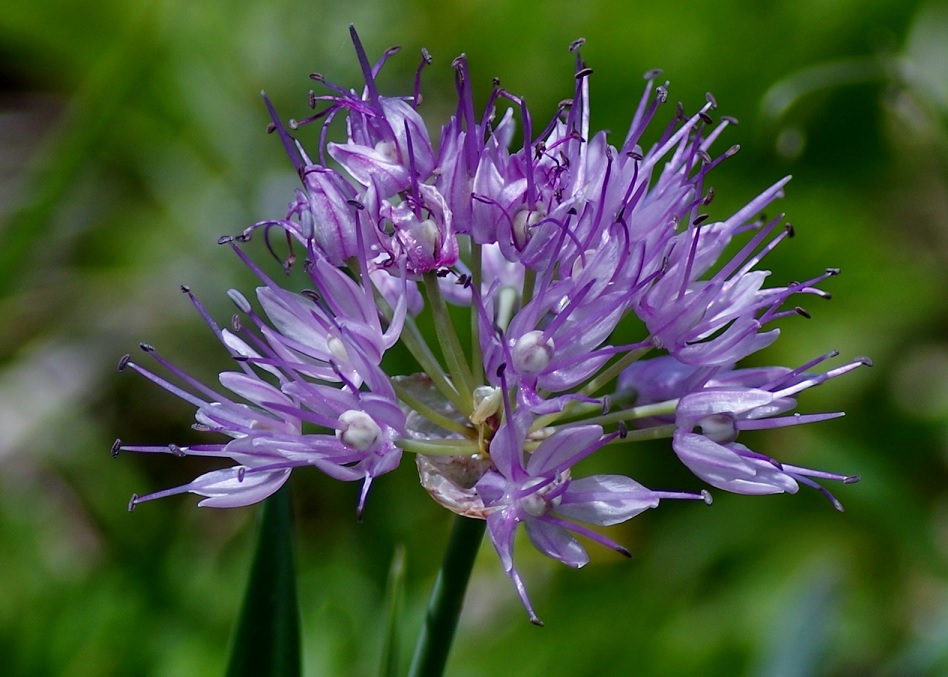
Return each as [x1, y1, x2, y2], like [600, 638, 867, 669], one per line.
[519, 473, 568, 517]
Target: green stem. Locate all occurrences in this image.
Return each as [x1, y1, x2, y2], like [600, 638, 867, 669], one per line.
[558, 400, 680, 430]
[399, 318, 469, 415]
[607, 424, 678, 443]
[371, 282, 468, 415]
[424, 273, 475, 412]
[407, 515, 486, 677]
[470, 242, 484, 385]
[581, 345, 653, 396]
[521, 267, 536, 308]
[392, 380, 474, 438]
[398, 438, 481, 456]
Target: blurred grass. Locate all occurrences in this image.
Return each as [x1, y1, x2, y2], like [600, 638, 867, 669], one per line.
[1, 0, 947, 675]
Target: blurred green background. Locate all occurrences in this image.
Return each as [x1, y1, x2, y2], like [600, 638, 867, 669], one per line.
[1, 0, 947, 675]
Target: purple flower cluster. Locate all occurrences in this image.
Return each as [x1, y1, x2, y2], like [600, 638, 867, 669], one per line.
[117, 27, 868, 622]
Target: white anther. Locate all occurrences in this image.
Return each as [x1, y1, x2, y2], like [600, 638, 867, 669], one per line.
[519, 475, 566, 517]
[327, 335, 349, 363]
[521, 492, 551, 517]
[511, 207, 545, 248]
[570, 250, 598, 278]
[696, 413, 738, 444]
[337, 410, 381, 451]
[375, 140, 398, 163]
[512, 330, 555, 374]
[416, 218, 439, 254]
[470, 386, 502, 425]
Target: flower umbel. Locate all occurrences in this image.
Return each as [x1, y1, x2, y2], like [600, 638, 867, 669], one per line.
[117, 28, 868, 623]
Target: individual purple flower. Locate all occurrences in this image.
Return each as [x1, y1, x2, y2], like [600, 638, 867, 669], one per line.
[671, 354, 870, 507]
[118, 237, 407, 515]
[475, 396, 708, 624]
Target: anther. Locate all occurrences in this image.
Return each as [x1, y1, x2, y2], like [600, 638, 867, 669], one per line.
[231, 315, 241, 331]
[111, 439, 122, 458]
[703, 187, 715, 205]
[217, 235, 234, 245]
[288, 119, 299, 130]
[301, 289, 320, 303]
[337, 410, 382, 451]
[693, 213, 710, 226]
[117, 354, 130, 372]
[346, 199, 365, 210]
[721, 115, 739, 125]
[697, 150, 712, 164]
[266, 122, 276, 134]
[642, 68, 663, 80]
[308, 90, 317, 108]
[826, 267, 840, 276]
[169, 444, 186, 457]
[617, 421, 628, 439]
[180, 284, 191, 293]
[139, 343, 154, 353]
[128, 494, 139, 512]
[421, 47, 433, 64]
[785, 223, 795, 238]
[698, 111, 713, 125]
[705, 92, 717, 109]
[616, 545, 632, 558]
[627, 149, 644, 161]
[701, 489, 713, 505]
[237, 467, 246, 482]
[725, 144, 741, 157]
[496, 363, 507, 378]
[843, 474, 860, 484]
[309, 72, 326, 82]
[492, 77, 501, 87]
[675, 102, 684, 119]
[795, 306, 811, 319]
[575, 67, 594, 80]
[569, 37, 586, 52]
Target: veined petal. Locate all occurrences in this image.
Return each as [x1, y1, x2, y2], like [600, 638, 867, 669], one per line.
[524, 518, 589, 568]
